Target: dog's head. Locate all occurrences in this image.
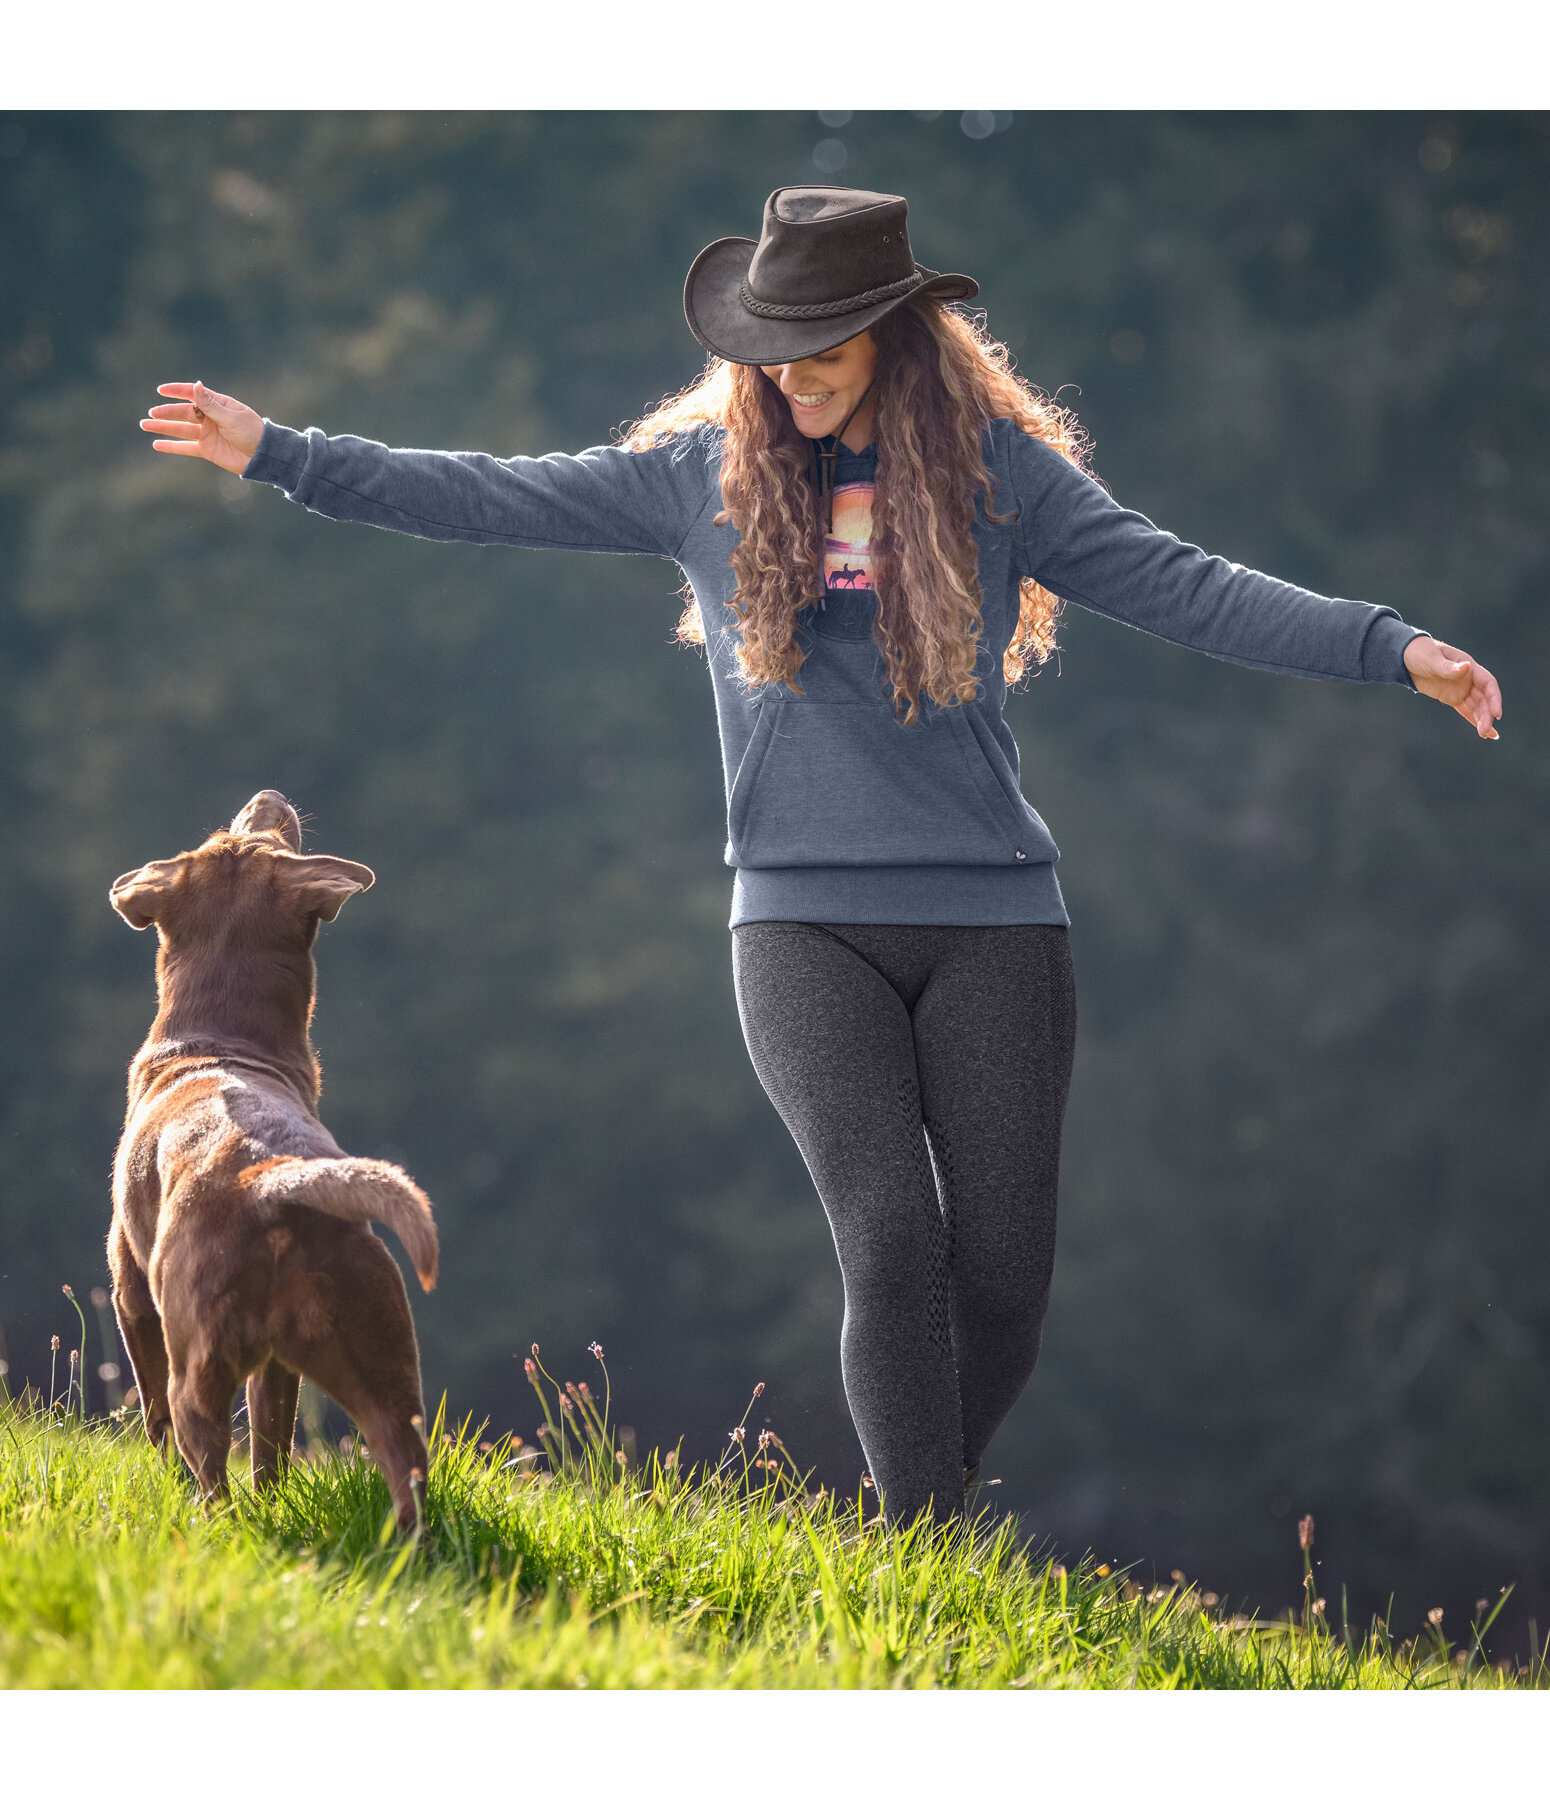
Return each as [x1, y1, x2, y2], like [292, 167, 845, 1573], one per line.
[110, 791, 375, 947]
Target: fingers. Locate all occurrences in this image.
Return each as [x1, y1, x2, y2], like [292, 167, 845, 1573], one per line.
[191, 379, 240, 411]
[1457, 701, 1497, 740]
[149, 439, 208, 456]
[153, 381, 240, 415]
[1454, 654, 1502, 739]
[155, 380, 228, 403]
[139, 417, 203, 438]
[1452, 677, 1498, 739]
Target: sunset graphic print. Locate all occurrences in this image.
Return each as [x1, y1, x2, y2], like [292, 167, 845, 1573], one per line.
[823, 479, 875, 591]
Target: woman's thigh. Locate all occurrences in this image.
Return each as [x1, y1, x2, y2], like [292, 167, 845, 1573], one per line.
[908, 925, 1077, 1309]
[731, 923, 945, 1283]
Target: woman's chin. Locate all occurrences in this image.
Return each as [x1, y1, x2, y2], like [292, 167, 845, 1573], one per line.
[788, 403, 840, 436]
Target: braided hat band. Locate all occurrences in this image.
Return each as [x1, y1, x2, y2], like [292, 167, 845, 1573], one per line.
[738, 268, 933, 322]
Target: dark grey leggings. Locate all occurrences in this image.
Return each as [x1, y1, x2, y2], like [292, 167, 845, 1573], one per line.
[732, 921, 1076, 1524]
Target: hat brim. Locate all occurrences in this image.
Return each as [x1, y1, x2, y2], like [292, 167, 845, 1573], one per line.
[683, 236, 980, 366]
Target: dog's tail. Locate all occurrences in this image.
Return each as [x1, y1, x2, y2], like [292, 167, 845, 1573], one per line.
[242, 1156, 439, 1291]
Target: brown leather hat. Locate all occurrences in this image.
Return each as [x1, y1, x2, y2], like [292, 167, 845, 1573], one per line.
[683, 185, 979, 365]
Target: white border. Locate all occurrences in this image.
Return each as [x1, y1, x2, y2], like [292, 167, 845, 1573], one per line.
[6, 2, 1549, 110]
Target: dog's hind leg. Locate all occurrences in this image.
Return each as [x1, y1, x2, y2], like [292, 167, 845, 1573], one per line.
[292, 1366, 428, 1532]
[285, 1232, 430, 1531]
[109, 1219, 174, 1449]
[353, 1407, 430, 1534]
[165, 1346, 240, 1506]
[247, 1359, 301, 1488]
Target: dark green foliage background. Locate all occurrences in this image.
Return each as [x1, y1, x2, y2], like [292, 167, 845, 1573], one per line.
[2, 112, 1544, 1643]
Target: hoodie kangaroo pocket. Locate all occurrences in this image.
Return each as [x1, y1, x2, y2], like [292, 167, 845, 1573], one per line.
[727, 699, 1047, 869]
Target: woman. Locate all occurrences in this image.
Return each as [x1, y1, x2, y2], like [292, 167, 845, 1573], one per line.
[143, 185, 1502, 1527]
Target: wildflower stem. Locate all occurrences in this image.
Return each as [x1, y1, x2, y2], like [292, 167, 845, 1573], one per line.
[714, 1381, 766, 1478]
[1465, 1586, 1512, 1677]
[524, 1351, 563, 1475]
[1297, 1514, 1316, 1640]
[589, 1341, 611, 1450]
[62, 1287, 89, 1424]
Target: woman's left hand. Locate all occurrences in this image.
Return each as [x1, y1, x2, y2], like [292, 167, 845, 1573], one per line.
[1403, 636, 1502, 740]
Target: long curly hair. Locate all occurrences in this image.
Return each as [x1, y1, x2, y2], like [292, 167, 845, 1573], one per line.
[621, 297, 1088, 723]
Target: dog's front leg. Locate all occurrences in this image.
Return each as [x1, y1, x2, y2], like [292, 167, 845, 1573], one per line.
[108, 1218, 174, 1449]
[247, 1359, 301, 1488]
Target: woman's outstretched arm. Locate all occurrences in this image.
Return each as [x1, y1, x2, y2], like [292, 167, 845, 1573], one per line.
[1008, 428, 1502, 741]
[141, 380, 714, 562]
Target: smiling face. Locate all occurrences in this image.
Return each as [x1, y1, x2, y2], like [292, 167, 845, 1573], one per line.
[759, 330, 879, 449]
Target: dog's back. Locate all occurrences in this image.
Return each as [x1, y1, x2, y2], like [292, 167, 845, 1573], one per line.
[108, 791, 437, 1527]
[117, 1053, 437, 1300]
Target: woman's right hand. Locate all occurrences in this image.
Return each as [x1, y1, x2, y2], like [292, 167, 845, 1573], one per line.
[141, 381, 264, 476]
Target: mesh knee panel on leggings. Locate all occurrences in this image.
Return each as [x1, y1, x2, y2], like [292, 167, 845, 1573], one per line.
[731, 920, 1076, 1525]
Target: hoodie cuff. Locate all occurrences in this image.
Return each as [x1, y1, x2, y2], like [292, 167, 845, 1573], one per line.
[240, 419, 311, 493]
[1361, 613, 1430, 690]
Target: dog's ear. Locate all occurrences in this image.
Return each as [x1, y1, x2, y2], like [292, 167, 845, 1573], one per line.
[110, 858, 183, 931]
[279, 854, 375, 923]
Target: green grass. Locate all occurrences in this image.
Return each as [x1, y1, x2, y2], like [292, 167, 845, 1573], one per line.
[0, 1362, 1534, 1690]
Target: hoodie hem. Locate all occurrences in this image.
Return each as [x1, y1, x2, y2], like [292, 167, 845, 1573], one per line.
[729, 862, 1068, 929]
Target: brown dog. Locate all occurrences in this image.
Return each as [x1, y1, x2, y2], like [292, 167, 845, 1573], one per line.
[108, 790, 438, 1528]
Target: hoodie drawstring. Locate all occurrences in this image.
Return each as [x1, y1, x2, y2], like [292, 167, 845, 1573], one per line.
[811, 378, 875, 609]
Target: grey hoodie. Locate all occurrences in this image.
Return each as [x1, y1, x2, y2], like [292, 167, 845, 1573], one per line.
[242, 417, 1426, 928]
